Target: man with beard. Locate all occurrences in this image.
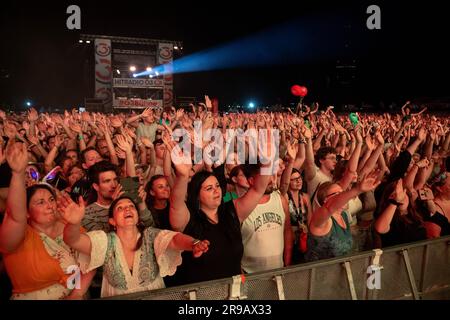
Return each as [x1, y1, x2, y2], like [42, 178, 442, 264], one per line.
[240, 164, 293, 273]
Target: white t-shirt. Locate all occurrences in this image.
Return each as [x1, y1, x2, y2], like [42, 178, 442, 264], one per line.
[307, 165, 332, 212]
[241, 191, 285, 273]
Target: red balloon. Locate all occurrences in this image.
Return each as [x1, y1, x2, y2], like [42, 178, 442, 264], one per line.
[291, 85, 302, 96]
[291, 85, 308, 97]
[298, 86, 308, 97]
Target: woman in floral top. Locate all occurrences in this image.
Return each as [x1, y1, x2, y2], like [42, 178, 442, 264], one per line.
[61, 194, 209, 298]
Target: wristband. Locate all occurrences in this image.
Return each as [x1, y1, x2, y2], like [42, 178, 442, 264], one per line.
[192, 239, 201, 249]
[388, 198, 403, 206]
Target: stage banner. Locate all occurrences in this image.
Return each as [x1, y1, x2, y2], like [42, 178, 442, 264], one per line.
[157, 42, 173, 107]
[113, 78, 164, 88]
[94, 39, 113, 109]
[113, 99, 163, 108]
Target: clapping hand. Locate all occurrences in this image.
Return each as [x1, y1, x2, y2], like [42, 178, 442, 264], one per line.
[58, 193, 86, 226]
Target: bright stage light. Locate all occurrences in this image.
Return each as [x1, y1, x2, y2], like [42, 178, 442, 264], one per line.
[155, 71, 159, 76]
[116, 69, 121, 74]
[248, 102, 255, 108]
[146, 67, 152, 72]
[132, 74, 137, 78]
[86, 40, 91, 44]
[129, 66, 136, 72]
[79, 40, 83, 43]
[26, 101, 32, 107]
[174, 46, 179, 50]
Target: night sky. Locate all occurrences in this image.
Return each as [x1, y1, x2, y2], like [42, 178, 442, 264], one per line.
[1, 1, 449, 110]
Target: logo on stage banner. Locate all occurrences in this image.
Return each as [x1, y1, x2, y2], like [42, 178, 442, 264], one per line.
[95, 39, 113, 108]
[158, 42, 173, 108]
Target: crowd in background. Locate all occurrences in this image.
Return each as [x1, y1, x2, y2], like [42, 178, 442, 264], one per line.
[0, 99, 449, 299]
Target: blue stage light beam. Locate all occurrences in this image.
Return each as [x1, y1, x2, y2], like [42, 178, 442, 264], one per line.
[134, 12, 347, 78]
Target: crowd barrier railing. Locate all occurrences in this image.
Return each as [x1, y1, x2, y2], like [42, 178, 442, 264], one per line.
[105, 236, 450, 300]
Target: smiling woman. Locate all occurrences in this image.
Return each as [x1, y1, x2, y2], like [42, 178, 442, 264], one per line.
[0, 140, 95, 300]
[60, 194, 210, 298]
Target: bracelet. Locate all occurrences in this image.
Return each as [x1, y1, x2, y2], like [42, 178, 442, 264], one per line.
[388, 198, 403, 206]
[192, 239, 201, 249]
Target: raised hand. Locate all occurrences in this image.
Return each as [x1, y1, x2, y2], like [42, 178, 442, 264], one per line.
[205, 95, 213, 110]
[52, 114, 64, 125]
[390, 179, 406, 203]
[115, 147, 126, 160]
[110, 116, 123, 128]
[81, 112, 91, 122]
[301, 126, 312, 139]
[356, 170, 382, 193]
[116, 134, 132, 153]
[6, 140, 28, 174]
[141, 107, 152, 119]
[175, 109, 184, 121]
[28, 108, 39, 122]
[54, 135, 64, 148]
[375, 130, 385, 146]
[355, 128, 363, 144]
[140, 137, 153, 148]
[365, 135, 375, 151]
[286, 140, 298, 161]
[138, 185, 147, 203]
[112, 184, 124, 201]
[69, 122, 82, 134]
[417, 127, 427, 141]
[171, 144, 192, 177]
[58, 193, 86, 225]
[415, 158, 429, 169]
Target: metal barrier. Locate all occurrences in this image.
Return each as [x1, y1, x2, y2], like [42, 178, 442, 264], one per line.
[106, 236, 450, 300]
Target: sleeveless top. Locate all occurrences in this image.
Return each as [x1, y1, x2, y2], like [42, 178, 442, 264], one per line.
[241, 191, 286, 273]
[169, 201, 243, 286]
[425, 202, 450, 236]
[305, 211, 352, 262]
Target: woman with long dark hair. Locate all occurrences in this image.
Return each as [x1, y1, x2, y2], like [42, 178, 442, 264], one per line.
[424, 172, 450, 237]
[169, 150, 272, 285]
[145, 174, 171, 230]
[374, 179, 427, 247]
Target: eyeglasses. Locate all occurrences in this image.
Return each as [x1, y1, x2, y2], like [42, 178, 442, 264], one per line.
[325, 156, 337, 161]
